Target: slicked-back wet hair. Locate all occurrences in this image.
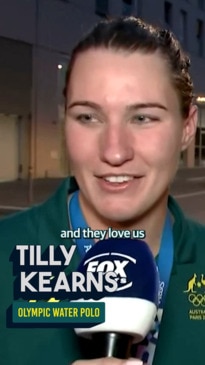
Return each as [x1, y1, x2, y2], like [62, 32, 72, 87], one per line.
[64, 16, 194, 118]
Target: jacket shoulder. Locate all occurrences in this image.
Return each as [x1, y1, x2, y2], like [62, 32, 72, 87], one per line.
[186, 217, 205, 238]
[0, 206, 40, 244]
[185, 217, 205, 259]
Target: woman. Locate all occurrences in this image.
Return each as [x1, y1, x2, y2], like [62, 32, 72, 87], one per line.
[0, 16, 204, 365]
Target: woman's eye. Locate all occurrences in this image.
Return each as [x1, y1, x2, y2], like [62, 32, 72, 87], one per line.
[76, 114, 99, 124]
[76, 114, 93, 123]
[131, 115, 158, 124]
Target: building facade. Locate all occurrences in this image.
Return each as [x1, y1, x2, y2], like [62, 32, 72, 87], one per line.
[0, 0, 205, 181]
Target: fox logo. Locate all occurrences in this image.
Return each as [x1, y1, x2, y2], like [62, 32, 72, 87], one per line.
[84, 252, 136, 291]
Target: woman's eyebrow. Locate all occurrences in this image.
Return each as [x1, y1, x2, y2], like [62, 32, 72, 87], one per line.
[125, 102, 168, 112]
[67, 101, 103, 112]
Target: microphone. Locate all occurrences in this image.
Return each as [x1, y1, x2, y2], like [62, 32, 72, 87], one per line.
[73, 238, 159, 359]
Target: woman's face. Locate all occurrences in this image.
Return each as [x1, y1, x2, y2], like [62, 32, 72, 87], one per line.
[65, 48, 197, 225]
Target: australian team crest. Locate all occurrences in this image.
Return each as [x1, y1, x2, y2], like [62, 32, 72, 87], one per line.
[184, 273, 205, 320]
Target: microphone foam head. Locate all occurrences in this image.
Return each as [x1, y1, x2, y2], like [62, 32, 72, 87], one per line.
[73, 238, 159, 342]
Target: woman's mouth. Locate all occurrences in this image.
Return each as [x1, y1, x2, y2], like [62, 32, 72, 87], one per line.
[103, 175, 134, 183]
[97, 174, 143, 192]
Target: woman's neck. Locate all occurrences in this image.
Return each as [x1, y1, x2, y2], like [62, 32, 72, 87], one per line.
[78, 192, 169, 257]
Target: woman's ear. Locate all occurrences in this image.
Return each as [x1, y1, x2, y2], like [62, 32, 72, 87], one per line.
[181, 105, 198, 151]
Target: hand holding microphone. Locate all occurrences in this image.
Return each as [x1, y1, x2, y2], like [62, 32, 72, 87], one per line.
[72, 238, 159, 360]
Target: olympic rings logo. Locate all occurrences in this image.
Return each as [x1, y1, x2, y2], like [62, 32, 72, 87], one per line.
[188, 294, 205, 307]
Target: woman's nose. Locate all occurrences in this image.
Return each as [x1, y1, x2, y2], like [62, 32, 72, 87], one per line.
[99, 123, 134, 166]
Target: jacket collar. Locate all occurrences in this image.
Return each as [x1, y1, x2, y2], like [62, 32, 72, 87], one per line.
[36, 178, 80, 272]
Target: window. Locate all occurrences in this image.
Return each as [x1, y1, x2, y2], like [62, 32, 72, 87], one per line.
[179, 10, 187, 47]
[95, 0, 109, 16]
[196, 19, 204, 56]
[164, 1, 172, 27]
[122, 0, 133, 16]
